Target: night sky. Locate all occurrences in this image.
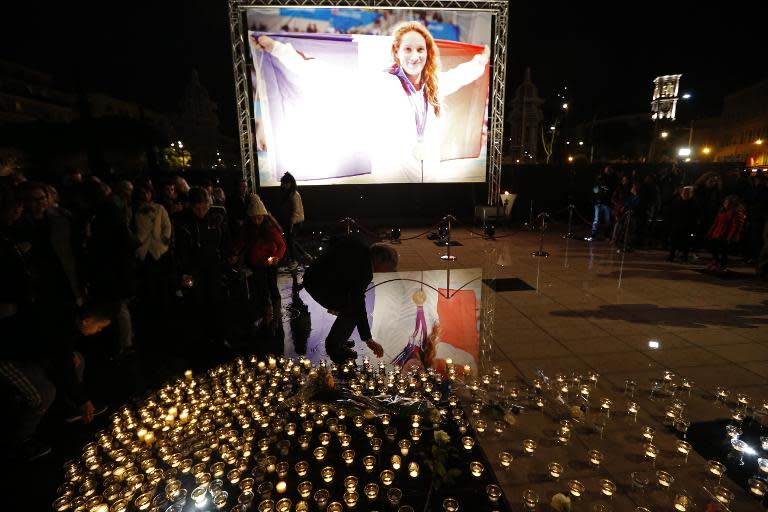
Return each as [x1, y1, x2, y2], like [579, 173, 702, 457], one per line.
[1, 1, 762, 135]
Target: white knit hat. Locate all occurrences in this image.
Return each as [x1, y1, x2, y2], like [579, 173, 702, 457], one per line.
[247, 194, 268, 217]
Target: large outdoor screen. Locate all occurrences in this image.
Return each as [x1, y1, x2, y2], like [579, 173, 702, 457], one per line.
[246, 8, 492, 186]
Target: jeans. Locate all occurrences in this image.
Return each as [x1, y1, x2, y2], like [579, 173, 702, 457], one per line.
[325, 309, 359, 363]
[592, 204, 611, 236]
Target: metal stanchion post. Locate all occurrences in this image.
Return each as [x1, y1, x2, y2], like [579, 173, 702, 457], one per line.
[440, 215, 457, 262]
[617, 211, 631, 289]
[523, 200, 534, 230]
[344, 217, 352, 235]
[531, 213, 550, 258]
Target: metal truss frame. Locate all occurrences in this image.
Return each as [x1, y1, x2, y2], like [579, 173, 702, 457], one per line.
[228, 0, 507, 200]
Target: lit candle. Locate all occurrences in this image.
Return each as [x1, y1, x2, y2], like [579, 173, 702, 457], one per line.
[462, 436, 475, 451]
[344, 476, 358, 492]
[470, 461, 484, 478]
[391, 455, 402, 470]
[656, 470, 674, 488]
[342, 449, 355, 465]
[363, 455, 375, 472]
[499, 451, 513, 469]
[314, 489, 329, 509]
[297, 481, 312, 499]
[364, 483, 379, 501]
[313, 447, 326, 462]
[343, 491, 358, 508]
[321, 466, 334, 483]
[443, 498, 459, 512]
[522, 439, 537, 455]
[568, 480, 585, 498]
[548, 462, 562, 480]
[486, 484, 502, 503]
[408, 462, 419, 478]
[399, 439, 411, 456]
[588, 449, 603, 469]
[600, 479, 616, 497]
[380, 470, 394, 487]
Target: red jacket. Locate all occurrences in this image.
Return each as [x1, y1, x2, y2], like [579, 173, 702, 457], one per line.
[707, 208, 746, 242]
[241, 217, 286, 268]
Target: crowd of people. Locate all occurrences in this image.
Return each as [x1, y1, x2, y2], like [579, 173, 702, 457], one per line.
[0, 169, 305, 461]
[590, 165, 768, 275]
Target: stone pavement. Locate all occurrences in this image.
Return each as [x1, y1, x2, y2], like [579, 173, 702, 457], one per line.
[392, 224, 768, 511]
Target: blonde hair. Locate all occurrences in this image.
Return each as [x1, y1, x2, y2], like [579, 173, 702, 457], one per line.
[391, 22, 441, 117]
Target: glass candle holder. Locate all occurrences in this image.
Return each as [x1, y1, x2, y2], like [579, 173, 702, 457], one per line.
[294, 461, 308, 477]
[387, 487, 402, 507]
[191, 485, 208, 508]
[587, 449, 603, 470]
[275, 498, 292, 512]
[339, 434, 352, 447]
[758, 457, 768, 474]
[371, 437, 383, 453]
[213, 490, 228, 509]
[410, 428, 422, 442]
[240, 477, 255, 493]
[494, 420, 506, 434]
[713, 486, 734, 506]
[313, 447, 326, 462]
[228, 469, 242, 485]
[748, 477, 767, 497]
[297, 481, 312, 500]
[522, 489, 538, 510]
[318, 432, 331, 446]
[276, 462, 289, 478]
[475, 420, 487, 434]
[568, 480, 585, 499]
[275, 481, 287, 494]
[600, 398, 612, 417]
[354, 416, 365, 428]
[707, 460, 725, 481]
[342, 449, 355, 465]
[408, 462, 419, 478]
[556, 427, 571, 445]
[522, 439, 537, 456]
[470, 461, 484, 478]
[676, 440, 691, 462]
[643, 443, 659, 466]
[640, 426, 654, 441]
[442, 498, 459, 512]
[363, 455, 376, 473]
[385, 427, 397, 442]
[343, 491, 359, 508]
[321, 466, 335, 484]
[391, 455, 402, 470]
[673, 493, 691, 511]
[380, 470, 394, 487]
[462, 436, 475, 451]
[398, 440, 411, 456]
[298, 434, 310, 451]
[499, 451, 513, 470]
[344, 476, 358, 493]
[364, 425, 377, 438]
[257, 482, 273, 500]
[381, 414, 391, 426]
[486, 484, 502, 503]
[364, 483, 379, 501]
[313, 489, 329, 509]
[548, 461, 563, 481]
[656, 470, 674, 489]
[600, 479, 616, 498]
[257, 500, 274, 512]
[627, 401, 639, 421]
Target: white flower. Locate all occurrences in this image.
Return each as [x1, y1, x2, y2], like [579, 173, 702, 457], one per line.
[433, 430, 451, 446]
[551, 493, 571, 512]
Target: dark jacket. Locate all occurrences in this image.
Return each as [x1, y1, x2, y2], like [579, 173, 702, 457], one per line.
[302, 237, 372, 341]
[173, 209, 232, 278]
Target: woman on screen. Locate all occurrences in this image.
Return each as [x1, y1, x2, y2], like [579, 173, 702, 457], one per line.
[252, 22, 489, 183]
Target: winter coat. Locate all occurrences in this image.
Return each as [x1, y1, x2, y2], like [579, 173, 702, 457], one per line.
[707, 208, 746, 242]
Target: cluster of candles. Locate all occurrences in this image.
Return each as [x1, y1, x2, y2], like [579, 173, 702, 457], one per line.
[52, 356, 508, 512]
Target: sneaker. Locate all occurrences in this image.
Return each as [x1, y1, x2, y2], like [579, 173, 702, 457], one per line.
[327, 346, 357, 364]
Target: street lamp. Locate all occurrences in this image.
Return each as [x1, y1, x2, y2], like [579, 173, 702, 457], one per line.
[661, 131, 669, 138]
[702, 147, 711, 154]
[678, 148, 691, 157]
[756, 139, 764, 145]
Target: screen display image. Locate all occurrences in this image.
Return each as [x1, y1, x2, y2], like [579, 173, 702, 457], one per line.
[278, 268, 482, 374]
[246, 8, 492, 186]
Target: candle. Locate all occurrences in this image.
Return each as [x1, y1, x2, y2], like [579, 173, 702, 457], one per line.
[557, 427, 571, 445]
[298, 434, 310, 450]
[640, 426, 654, 441]
[321, 466, 334, 483]
[276, 462, 288, 478]
[191, 485, 208, 508]
[344, 476, 357, 492]
[399, 439, 411, 456]
[313, 447, 326, 461]
[462, 436, 475, 451]
[343, 491, 359, 508]
[364, 483, 379, 501]
[258, 499, 274, 512]
[410, 428, 422, 442]
[313, 489, 329, 509]
[391, 455, 402, 470]
[380, 470, 394, 486]
[588, 449, 603, 469]
[342, 449, 355, 465]
[568, 480, 585, 498]
[656, 470, 674, 488]
[295, 461, 308, 477]
[713, 486, 733, 505]
[673, 494, 690, 511]
[548, 462, 562, 480]
[522, 439, 537, 455]
[275, 498, 291, 512]
[442, 498, 459, 512]
[485, 484, 502, 503]
[522, 489, 538, 510]
[499, 451, 513, 469]
[408, 462, 419, 478]
[275, 481, 287, 494]
[644, 443, 659, 462]
[475, 419, 487, 434]
[600, 479, 616, 497]
[363, 455, 376, 472]
[371, 437, 383, 452]
[749, 478, 767, 497]
[297, 481, 312, 499]
[470, 461, 484, 478]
